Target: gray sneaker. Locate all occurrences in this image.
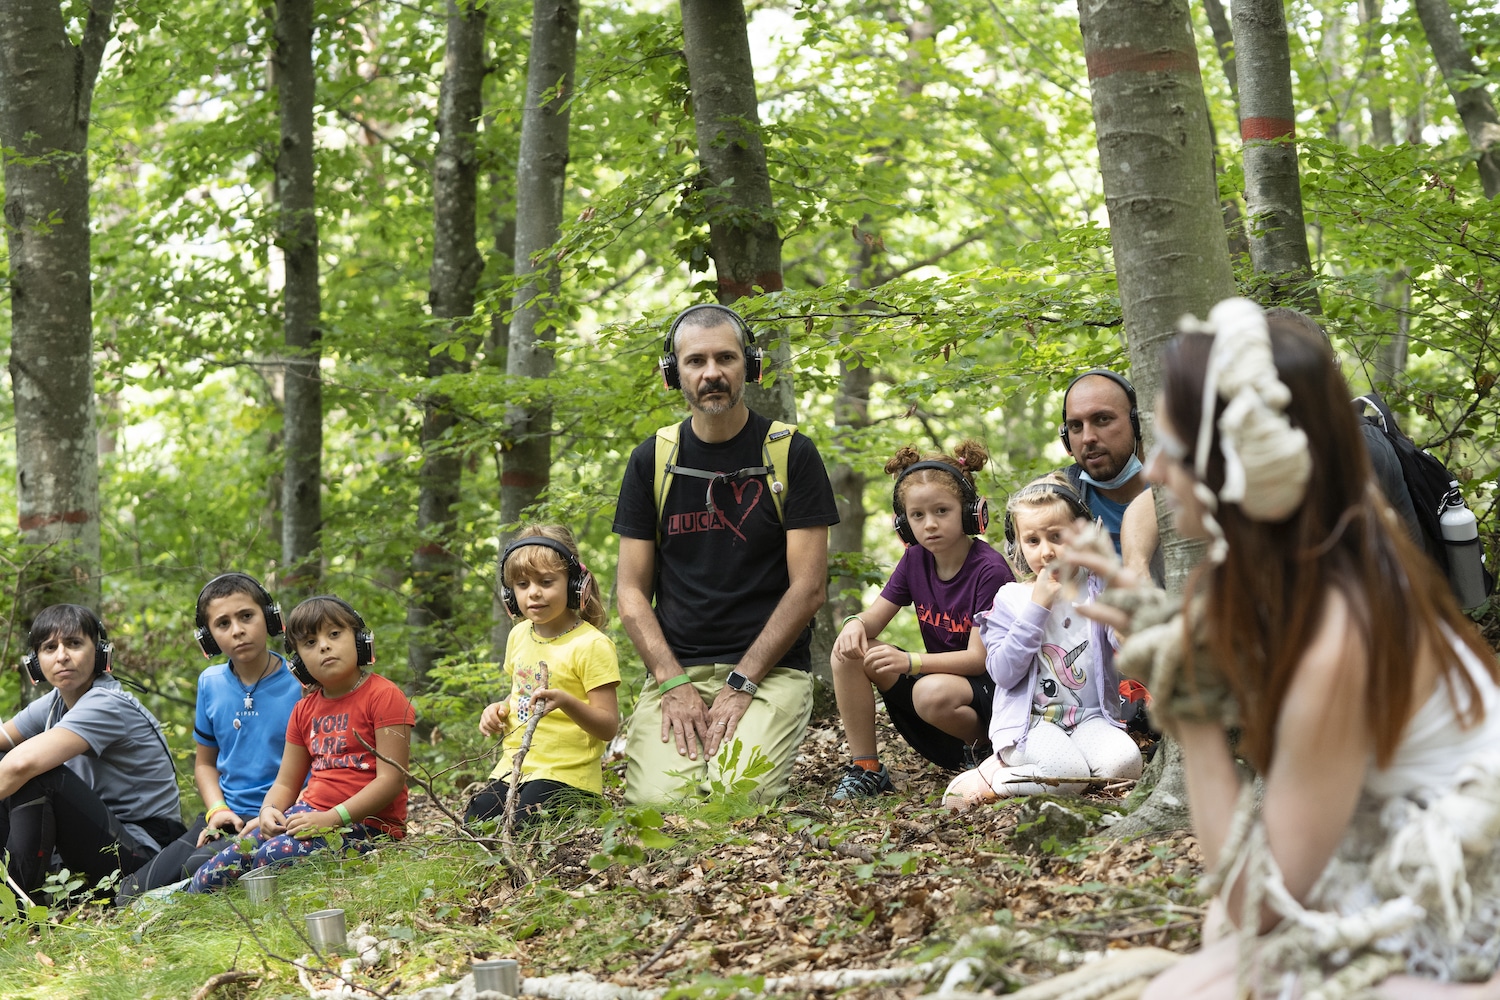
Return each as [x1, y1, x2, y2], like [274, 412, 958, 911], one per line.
[832, 764, 894, 800]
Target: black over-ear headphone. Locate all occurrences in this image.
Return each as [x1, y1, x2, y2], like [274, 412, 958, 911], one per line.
[1002, 482, 1094, 563]
[499, 537, 590, 619]
[1058, 369, 1141, 453]
[24, 606, 113, 684]
[194, 572, 285, 658]
[891, 461, 990, 545]
[286, 597, 375, 685]
[659, 304, 764, 390]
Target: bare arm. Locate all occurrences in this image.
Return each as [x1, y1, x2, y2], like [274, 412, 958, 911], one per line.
[0, 726, 89, 801]
[194, 743, 250, 841]
[706, 525, 829, 756]
[617, 534, 711, 761]
[258, 743, 312, 836]
[832, 596, 900, 664]
[1120, 489, 1160, 583]
[285, 724, 413, 837]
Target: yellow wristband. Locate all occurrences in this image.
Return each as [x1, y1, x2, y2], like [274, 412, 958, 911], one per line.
[205, 802, 229, 819]
[908, 652, 922, 676]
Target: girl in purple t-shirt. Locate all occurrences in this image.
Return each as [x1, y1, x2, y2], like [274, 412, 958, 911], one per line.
[829, 441, 1014, 799]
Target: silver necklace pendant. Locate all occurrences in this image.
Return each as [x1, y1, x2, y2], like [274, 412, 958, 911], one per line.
[244, 694, 254, 710]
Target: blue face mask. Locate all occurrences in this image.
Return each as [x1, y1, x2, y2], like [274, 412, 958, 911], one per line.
[1079, 452, 1143, 491]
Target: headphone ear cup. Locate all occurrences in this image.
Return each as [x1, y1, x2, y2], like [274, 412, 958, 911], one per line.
[195, 626, 221, 658]
[893, 512, 917, 546]
[94, 640, 113, 677]
[745, 346, 763, 384]
[264, 603, 285, 638]
[967, 497, 990, 536]
[1059, 424, 1071, 453]
[23, 651, 42, 684]
[569, 567, 590, 611]
[356, 629, 375, 668]
[501, 585, 521, 619]
[660, 355, 680, 390]
[288, 652, 314, 686]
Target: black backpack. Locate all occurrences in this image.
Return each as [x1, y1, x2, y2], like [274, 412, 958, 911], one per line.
[1354, 391, 1494, 599]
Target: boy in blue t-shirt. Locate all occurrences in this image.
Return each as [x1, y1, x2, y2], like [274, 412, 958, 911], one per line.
[119, 573, 304, 899]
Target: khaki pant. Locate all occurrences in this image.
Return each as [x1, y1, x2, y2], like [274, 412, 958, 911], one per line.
[623, 663, 812, 805]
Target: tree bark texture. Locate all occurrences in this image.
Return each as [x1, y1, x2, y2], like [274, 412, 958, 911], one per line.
[1234, 0, 1319, 315]
[0, 0, 115, 612]
[275, 0, 323, 591]
[1357, 0, 1396, 148]
[409, 0, 487, 693]
[1412, 0, 1500, 198]
[497, 0, 578, 636]
[1200, 0, 1237, 101]
[680, 0, 794, 424]
[1079, 0, 1236, 833]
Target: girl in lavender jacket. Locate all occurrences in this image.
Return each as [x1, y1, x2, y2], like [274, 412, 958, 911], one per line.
[943, 475, 1141, 806]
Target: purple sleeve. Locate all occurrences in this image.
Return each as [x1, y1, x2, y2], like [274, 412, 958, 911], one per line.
[980, 589, 1050, 689]
[877, 545, 918, 608]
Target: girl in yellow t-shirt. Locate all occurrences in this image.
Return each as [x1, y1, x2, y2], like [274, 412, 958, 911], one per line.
[465, 525, 620, 826]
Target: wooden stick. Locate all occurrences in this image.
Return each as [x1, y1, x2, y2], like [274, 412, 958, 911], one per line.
[189, 970, 260, 1000]
[635, 915, 697, 974]
[502, 662, 550, 846]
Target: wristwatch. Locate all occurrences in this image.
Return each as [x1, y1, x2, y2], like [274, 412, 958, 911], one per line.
[725, 670, 759, 697]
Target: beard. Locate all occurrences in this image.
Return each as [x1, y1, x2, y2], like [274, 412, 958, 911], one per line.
[684, 377, 743, 416]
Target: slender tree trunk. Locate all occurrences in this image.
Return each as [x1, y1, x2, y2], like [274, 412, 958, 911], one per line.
[0, 0, 115, 616]
[679, 0, 794, 424]
[1234, 0, 1319, 315]
[496, 0, 578, 638]
[275, 0, 323, 593]
[1412, 0, 1500, 198]
[1358, 0, 1396, 147]
[1200, 0, 1236, 102]
[409, 0, 486, 694]
[1078, 0, 1235, 836]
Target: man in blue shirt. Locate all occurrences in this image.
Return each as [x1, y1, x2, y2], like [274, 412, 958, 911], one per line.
[1059, 369, 1147, 554]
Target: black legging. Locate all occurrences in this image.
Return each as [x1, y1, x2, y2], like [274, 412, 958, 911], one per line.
[116, 814, 219, 901]
[464, 778, 600, 827]
[0, 766, 174, 895]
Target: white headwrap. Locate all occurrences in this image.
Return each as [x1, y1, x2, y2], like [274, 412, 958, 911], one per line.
[1178, 298, 1312, 562]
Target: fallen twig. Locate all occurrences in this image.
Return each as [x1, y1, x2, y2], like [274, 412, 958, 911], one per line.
[189, 970, 260, 1000]
[798, 831, 875, 863]
[635, 915, 696, 974]
[352, 730, 495, 852]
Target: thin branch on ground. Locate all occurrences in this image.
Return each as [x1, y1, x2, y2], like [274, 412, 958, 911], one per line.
[635, 915, 696, 975]
[351, 729, 496, 853]
[189, 970, 260, 1000]
[221, 894, 387, 999]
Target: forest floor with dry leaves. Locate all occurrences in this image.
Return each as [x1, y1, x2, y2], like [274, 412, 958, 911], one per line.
[402, 712, 1203, 998]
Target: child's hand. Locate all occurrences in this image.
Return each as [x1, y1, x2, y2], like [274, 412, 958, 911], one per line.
[530, 688, 567, 716]
[479, 700, 510, 737]
[863, 643, 915, 685]
[832, 617, 869, 662]
[286, 809, 342, 839]
[200, 807, 245, 844]
[258, 805, 288, 836]
[1031, 565, 1063, 609]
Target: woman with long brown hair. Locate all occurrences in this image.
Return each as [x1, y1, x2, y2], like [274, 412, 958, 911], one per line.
[1078, 299, 1500, 998]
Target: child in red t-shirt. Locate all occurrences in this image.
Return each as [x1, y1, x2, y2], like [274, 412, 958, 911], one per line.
[189, 596, 415, 892]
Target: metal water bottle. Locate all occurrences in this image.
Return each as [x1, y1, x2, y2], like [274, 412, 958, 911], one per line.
[1439, 483, 1487, 610]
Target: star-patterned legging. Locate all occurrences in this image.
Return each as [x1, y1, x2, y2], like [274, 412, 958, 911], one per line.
[187, 803, 382, 892]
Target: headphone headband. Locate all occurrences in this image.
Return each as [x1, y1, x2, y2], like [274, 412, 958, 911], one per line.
[24, 604, 113, 683]
[1059, 368, 1141, 453]
[1002, 481, 1094, 562]
[285, 596, 374, 684]
[891, 460, 990, 543]
[659, 304, 764, 390]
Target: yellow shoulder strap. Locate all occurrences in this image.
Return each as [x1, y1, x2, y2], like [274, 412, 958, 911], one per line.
[763, 421, 796, 523]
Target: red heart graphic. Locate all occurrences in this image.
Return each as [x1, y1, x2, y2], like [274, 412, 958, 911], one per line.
[714, 479, 764, 541]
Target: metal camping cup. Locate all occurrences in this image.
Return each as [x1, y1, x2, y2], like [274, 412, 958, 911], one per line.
[305, 908, 348, 952]
[472, 958, 521, 996]
[241, 868, 277, 904]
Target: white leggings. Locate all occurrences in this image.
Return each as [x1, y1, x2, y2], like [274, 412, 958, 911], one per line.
[943, 717, 1143, 806]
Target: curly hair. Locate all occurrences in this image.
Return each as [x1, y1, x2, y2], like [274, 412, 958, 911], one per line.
[885, 440, 988, 515]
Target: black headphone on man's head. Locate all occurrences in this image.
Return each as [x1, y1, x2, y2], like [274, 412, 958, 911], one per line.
[24, 605, 113, 684]
[499, 537, 590, 619]
[193, 572, 285, 658]
[1002, 481, 1094, 564]
[286, 596, 375, 686]
[659, 304, 764, 390]
[1058, 369, 1140, 453]
[891, 461, 990, 545]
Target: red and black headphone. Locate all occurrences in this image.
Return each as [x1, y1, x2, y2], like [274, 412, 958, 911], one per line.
[23, 605, 113, 683]
[193, 572, 285, 658]
[499, 537, 591, 619]
[891, 461, 990, 545]
[1058, 369, 1140, 453]
[286, 596, 375, 686]
[659, 304, 764, 390]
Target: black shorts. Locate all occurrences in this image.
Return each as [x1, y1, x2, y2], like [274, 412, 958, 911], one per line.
[878, 672, 994, 772]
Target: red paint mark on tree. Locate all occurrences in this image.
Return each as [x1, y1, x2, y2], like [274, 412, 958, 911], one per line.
[501, 470, 546, 489]
[18, 510, 91, 530]
[414, 543, 451, 557]
[1240, 117, 1296, 141]
[1084, 47, 1198, 79]
[718, 272, 785, 299]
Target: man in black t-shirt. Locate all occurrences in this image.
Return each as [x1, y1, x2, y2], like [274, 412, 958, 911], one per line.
[613, 304, 838, 804]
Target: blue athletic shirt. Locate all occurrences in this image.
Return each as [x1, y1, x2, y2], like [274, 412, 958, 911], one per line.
[193, 652, 304, 817]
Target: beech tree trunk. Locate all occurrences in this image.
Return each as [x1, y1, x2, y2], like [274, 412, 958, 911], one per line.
[1078, 0, 1235, 836]
[679, 0, 794, 424]
[496, 0, 578, 636]
[1200, 0, 1237, 101]
[0, 0, 115, 614]
[409, 0, 486, 693]
[1413, 0, 1500, 198]
[275, 0, 323, 592]
[1234, 0, 1319, 314]
[1358, 0, 1396, 148]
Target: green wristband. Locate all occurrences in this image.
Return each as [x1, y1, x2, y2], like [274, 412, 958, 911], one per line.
[334, 803, 353, 826]
[841, 614, 864, 629]
[657, 673, 694, 694]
